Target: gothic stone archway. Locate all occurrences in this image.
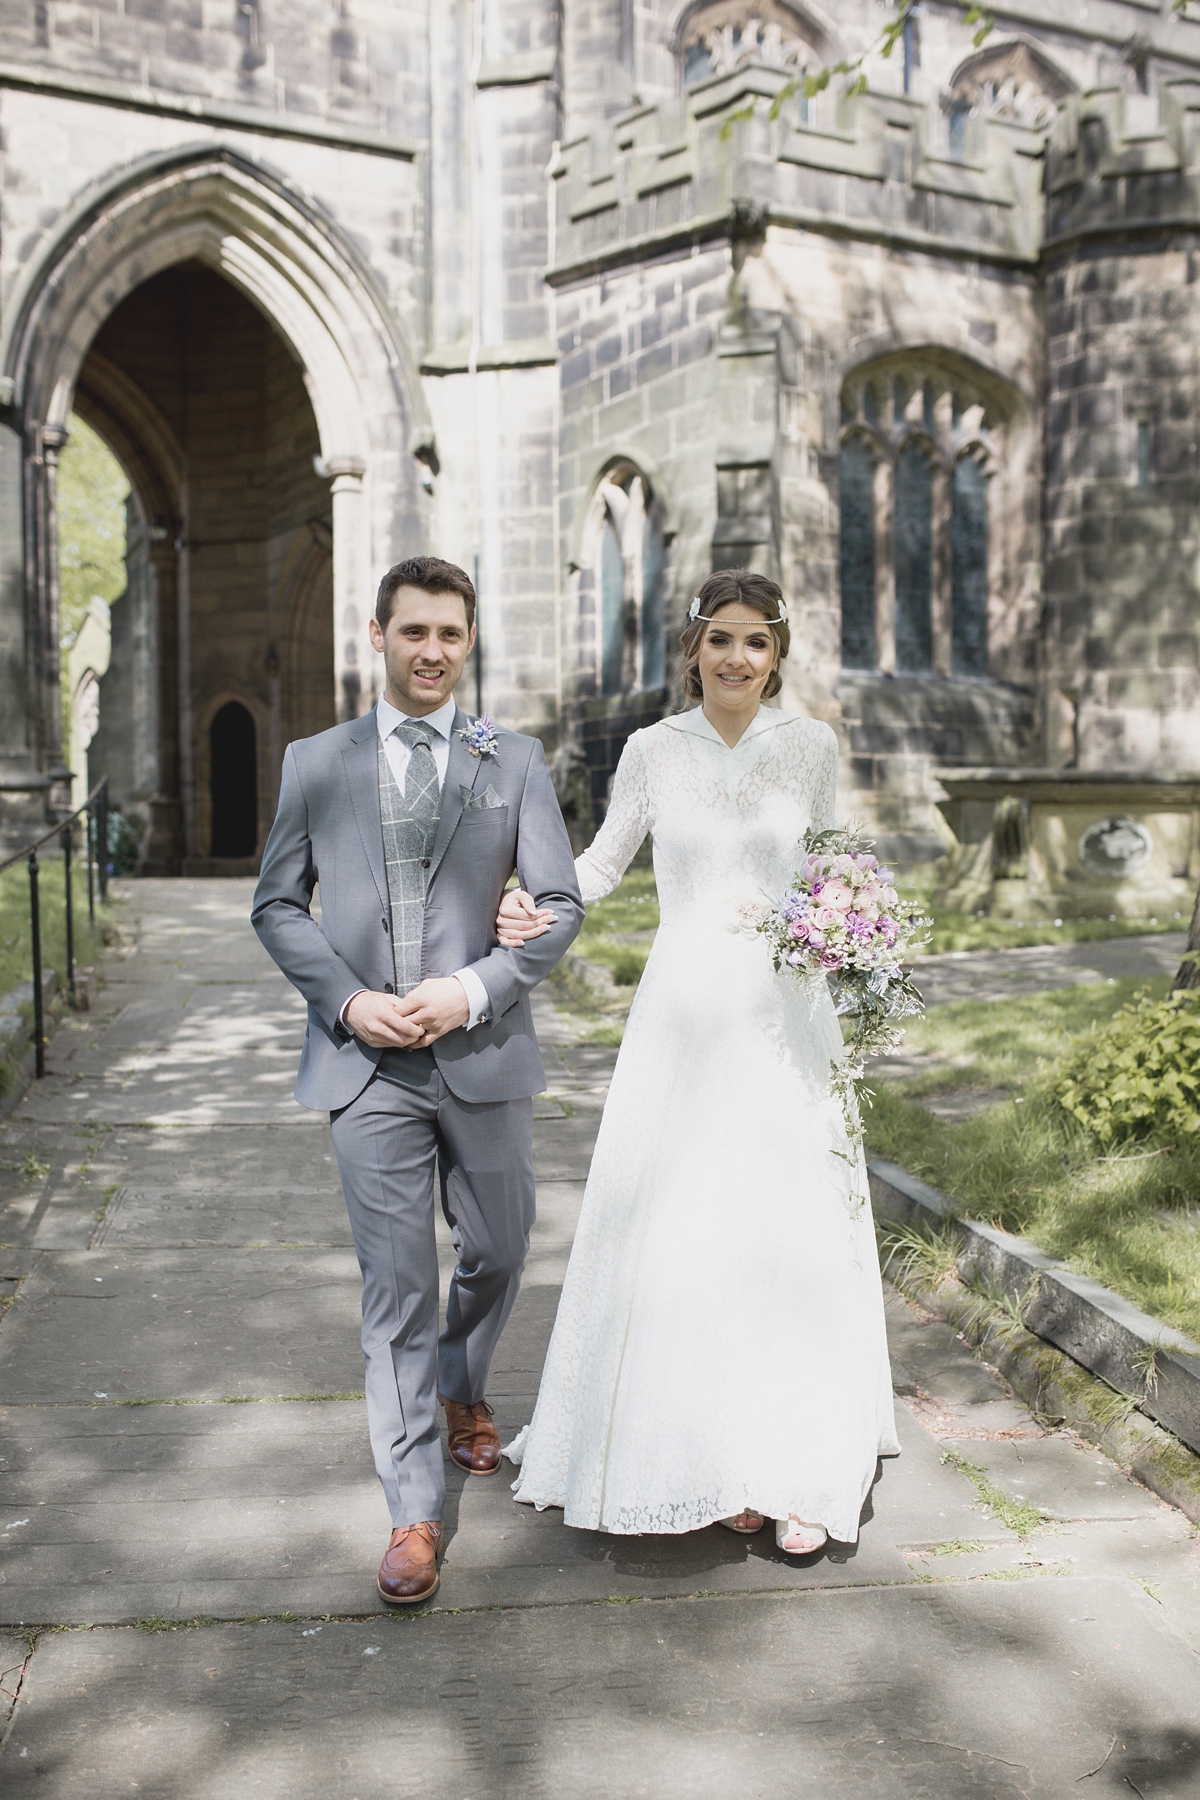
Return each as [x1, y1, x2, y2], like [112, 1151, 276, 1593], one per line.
[0, 145, 430, 852]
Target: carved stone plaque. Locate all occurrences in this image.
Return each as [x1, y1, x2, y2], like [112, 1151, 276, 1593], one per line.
[1077, 816, 1153, 879]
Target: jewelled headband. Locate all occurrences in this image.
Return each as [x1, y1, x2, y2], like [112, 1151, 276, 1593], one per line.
[687, 594, 789, 625]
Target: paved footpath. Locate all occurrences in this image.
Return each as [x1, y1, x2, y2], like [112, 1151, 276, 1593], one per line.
[0, 881, 1198, 1798]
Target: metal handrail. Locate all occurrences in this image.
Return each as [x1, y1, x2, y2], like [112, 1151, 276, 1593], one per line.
[0, 778, 110, 1079]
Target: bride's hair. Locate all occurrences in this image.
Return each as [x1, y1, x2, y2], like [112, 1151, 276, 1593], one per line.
[680, 569, 791, 701]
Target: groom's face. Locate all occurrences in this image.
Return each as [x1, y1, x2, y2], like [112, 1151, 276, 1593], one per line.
[369, 586, 476, 716]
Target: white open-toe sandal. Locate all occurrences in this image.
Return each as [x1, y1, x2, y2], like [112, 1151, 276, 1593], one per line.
[776, 1515, 827, 1555]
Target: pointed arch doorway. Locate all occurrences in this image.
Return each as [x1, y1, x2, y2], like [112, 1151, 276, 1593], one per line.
[1, 146, 430, 867]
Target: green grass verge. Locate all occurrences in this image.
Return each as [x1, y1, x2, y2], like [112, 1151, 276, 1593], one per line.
[0, 858, 112, 1002]
[865, 975, 1200, 1342]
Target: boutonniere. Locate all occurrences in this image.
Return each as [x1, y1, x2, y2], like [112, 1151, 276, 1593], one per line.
[457, 714, 500, 759]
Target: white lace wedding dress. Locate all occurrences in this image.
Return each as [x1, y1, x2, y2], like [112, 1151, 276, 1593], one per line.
[506, 704, 900, 1542]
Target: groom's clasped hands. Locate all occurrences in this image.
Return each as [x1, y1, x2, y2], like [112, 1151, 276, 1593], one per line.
[343, 977, 470, 1048]
[344, 893, 557, 1047]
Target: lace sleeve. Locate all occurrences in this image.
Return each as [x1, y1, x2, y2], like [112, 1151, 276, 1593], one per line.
[809, 723, 839, 831]
[575, 730, 652, 905]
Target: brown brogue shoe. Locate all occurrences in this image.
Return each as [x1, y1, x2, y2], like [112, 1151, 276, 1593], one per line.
[376, 1520, 443, 1607]
[441, 1395, 502, 1475]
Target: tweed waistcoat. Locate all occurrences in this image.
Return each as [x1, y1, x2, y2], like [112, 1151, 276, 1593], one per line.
[379, 730, 441, 995]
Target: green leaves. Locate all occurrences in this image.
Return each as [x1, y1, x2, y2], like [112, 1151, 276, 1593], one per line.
[1055, 990, 1200, 1146]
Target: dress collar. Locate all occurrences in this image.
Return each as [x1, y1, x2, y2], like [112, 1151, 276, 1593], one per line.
[376, 692, 458, 742]
[663, 704, 800, 748]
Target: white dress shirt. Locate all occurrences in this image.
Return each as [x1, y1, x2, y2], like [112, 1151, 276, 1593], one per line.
[339, 694, 492, 1031]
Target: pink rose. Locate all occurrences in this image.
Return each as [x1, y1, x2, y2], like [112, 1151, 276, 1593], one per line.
[813, 906, 841, 932]
[821, 881, 854, 912]
[806, 927, 826, 949]
[820, 949, 846, 970]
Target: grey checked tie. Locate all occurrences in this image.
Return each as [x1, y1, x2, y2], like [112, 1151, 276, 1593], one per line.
[394, 721, 439, 821]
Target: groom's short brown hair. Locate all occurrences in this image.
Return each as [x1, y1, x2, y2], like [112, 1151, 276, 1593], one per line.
[375, 557, 477, 631]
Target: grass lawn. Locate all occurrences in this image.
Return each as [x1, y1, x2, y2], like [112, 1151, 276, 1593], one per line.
[864, 975, 1200, 1343]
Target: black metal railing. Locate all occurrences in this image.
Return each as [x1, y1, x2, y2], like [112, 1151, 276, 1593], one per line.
[0, 778, 109, 1079]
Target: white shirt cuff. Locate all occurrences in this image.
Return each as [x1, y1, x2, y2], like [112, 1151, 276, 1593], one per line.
[454, 967, 492, 1029]
[338, 989, 366, 1031]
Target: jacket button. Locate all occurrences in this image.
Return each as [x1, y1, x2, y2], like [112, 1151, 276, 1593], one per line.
[382, 917, 389, 933]
[421, 857, 431, 869]
[384, 983, 395, 995]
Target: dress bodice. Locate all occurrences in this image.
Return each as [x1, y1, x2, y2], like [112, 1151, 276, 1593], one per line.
[576, 706, 838, 926]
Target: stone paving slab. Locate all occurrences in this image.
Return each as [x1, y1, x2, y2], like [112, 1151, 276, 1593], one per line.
[93, 1186, 353, 1248]
[913, 930, 1185, 1008]
[0, 1394, 1002, 1627]
[0, 1250, 365, 1402]
[942, 1432, 1164, 1522]
[4, 1577, 1198, 1800]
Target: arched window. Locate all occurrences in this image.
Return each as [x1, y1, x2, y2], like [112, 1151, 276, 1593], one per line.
[894, 445, 933, 673]
[951, 456, 989, 676]
[210, 701, 258, 857]
[838, 357, 1005, 679]
[949, 39, 1075, 130]
[592, 467, 668, 699]
[839, 439, 876, 670]
[678, 1, 819, 89]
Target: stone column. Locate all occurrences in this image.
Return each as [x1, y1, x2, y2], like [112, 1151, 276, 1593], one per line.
[37, 423, 72, 816]
[329, 458, 373, 721]
[0, 415, 47, 840]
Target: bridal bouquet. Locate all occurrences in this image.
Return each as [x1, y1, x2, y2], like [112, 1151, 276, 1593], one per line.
[755, 828, 931, 1151]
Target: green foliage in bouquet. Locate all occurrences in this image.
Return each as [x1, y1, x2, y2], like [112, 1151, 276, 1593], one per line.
[1055, 981, 1200, 1148]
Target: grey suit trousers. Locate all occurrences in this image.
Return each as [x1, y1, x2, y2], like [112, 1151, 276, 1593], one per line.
[330, 1049, 534, 1528]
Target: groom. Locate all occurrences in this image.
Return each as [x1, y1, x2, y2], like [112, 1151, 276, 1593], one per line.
[252, 556, 582, 1606]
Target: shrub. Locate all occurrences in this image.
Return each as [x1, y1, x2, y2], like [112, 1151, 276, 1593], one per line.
[1055, 989, 1200, 1146]
[105, 810, 142, 877]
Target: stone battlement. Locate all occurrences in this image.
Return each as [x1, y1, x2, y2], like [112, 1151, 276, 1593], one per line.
[551, 72, 1200, 287]
[549, 66, 1048, 282]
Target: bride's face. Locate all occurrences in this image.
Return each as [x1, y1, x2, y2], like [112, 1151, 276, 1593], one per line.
[698, 606, 778, 711]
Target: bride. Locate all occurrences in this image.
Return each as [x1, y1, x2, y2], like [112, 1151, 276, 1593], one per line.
[496, 569, 899, 1554]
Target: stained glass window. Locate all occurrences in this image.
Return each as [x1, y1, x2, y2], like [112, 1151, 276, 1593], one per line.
[839, 439, 876, 669]
[951, 457, 988, 677]
[894, 445, 933, 672]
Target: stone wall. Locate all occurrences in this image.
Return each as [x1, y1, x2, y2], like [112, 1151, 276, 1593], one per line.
[8, 1, 1200, 857]
[1043, 87, 1200, 773]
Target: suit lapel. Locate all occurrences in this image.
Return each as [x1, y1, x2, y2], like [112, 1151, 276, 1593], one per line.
[341, 714, 387, 911]
[429, 707, 483, 880]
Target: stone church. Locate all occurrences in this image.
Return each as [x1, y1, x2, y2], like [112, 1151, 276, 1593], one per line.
[2, 0, 1200, 890]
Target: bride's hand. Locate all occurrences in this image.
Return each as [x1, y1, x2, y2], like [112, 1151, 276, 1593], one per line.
[496, 888, 558, 947]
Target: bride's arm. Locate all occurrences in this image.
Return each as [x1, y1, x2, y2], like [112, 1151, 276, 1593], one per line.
[495, 731, 652, 940]
[576, 731, 652, 905]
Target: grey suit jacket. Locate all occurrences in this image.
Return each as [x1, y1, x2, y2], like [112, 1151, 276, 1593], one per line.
[251, 704, 584, 1111]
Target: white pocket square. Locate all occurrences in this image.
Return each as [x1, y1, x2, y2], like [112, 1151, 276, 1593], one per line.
[461, 784, 505, 811]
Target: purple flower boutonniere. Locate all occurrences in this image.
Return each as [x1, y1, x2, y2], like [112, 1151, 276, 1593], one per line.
[458, 714, 500, 759]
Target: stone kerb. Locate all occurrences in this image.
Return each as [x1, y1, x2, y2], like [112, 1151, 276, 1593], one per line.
[869, 1158, 1200, 1455]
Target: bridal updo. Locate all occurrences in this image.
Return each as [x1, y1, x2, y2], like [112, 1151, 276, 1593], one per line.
[679, 568, 791, 701]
